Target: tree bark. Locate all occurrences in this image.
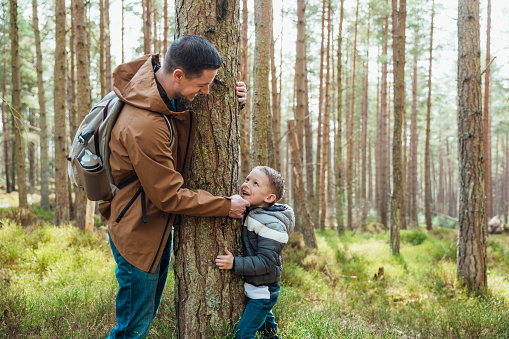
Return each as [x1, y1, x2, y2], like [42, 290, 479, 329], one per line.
[335, 0, 344, 233]
[360, 7, 370, 228]
[456, 0, 487, 292]
[379, 3, 389, 228]
[32, 0, 50, 210]
[483, 0, 492, 219]
[320, 0, 332, 230]
[424, 0, 435, 231]
[100, 0, 106, 97]
[144, 0, 152, 54]
[174, 0, 244, 336]
[54, 0, 69, 224]
[288, 120, 317, 248]
[239, 0, 251, 180]
[251, 0, 274, 166]
[295, 0, 306, 167]
[1, 24, 11, 193]
[105, 0, 112, 92]
[271, 8, 281, 172]
[408, 27, 419, 228]
[163, 0, 168, 56]
[75, 0, 92, 229]
[9, 0, 27, 209]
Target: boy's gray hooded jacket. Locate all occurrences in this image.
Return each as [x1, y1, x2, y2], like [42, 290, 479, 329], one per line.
[233, 204, 295, 286]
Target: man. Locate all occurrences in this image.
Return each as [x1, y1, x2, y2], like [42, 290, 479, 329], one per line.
[99, 35, 250, 339]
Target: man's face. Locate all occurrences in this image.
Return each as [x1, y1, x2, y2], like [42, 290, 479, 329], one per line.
[176, 69, 218, 102]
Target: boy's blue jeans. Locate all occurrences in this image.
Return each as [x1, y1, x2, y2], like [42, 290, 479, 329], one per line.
[234, 283, 280, 339]
[107, 229, 172, 339]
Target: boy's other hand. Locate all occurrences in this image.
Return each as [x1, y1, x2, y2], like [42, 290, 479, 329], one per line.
[236, 71, 247, 105]
[215, 247, 234, 270]
[228, 194, 250, 218]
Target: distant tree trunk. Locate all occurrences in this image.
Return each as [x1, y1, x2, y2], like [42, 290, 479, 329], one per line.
[144, 0, 152, 54]
[483, 0, 492, 219]
[105, 0, 111, 92]
[163, 0, 168, 56]
[295, 0, 306, 164]
[457, 0, 487, 293]
[320, 0, 332, 230]
[1, 30, 11, 193]
[239, 0, 250, 179]
[505, 137, 508, 223]
[447, 138, 455, 217]
[75, 0, 92, 229]
[153, 11, 158, 54]
[10, 0, 27, 209]
[271, 8, 281, 172]
[390, 0, 406, 254]
[251, 0, 274, 166]
[288, 120, 317, 248]
[424, 0, 435, 231]
[121, 0, 125, 63]
[100, 0, 106, 97]
[174, 0, 244, 336]
[379, 4, 389, 228]
[360, 8, 370, 228]
[304, 66, 314, 224]
[28, 114, 35, 194]
[54, 0, 69, 224]
[438, 139, 444, 211]
[408, 27, 419, 228]
[314, 0, 326, 227]
[347, 0, 359, 231]
[32, 0, 49, 209]
[335, 0, 344, 234]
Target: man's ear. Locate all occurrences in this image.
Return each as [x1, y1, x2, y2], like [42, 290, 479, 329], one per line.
[173, 69, 185, 83]
[264, 194, 276, 205]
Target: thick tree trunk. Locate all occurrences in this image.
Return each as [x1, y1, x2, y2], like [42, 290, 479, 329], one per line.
[174, 1, 244, 336]
[54, 0, 69, 224]
[335, 0, 344, 234]
[456, 0, 487, 292]
[75, 0, 92, 230]
[288, 120, 317, 248]
[483, 0, 492, 219]
[251, 0, 274, 166]
[10, 0, 27, 209]
[390, 0, 406, 254]
[320, 0, 331, 230]
[239, 0, 251, 180]
[32, 0, 50, 210]
[425, 0, 435, 231]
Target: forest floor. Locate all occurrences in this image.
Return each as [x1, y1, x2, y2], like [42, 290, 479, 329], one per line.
[1, 203, 508, 338]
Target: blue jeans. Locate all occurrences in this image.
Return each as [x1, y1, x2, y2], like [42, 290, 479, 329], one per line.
[234, 283, 280, 339]
[107, 229, 173, 339]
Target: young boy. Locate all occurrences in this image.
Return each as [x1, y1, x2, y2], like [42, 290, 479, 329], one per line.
[215, 166, 295, 339]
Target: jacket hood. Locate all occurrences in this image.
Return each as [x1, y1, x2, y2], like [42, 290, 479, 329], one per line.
[112, 54, 173, 115]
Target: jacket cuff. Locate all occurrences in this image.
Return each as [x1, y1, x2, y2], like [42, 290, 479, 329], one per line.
[221, 196, 232, 216]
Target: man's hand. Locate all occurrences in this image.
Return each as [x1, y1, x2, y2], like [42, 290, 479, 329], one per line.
[228, 194, 249, 218]
[236, 72, 247, 105]
[215, 247, 234, 270]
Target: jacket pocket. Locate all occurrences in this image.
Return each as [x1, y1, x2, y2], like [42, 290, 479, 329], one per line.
[115, 186, 143, 223]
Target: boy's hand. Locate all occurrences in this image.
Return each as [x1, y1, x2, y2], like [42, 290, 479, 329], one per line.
[236, 72, 247, 107]
[215, 247, 234, 270]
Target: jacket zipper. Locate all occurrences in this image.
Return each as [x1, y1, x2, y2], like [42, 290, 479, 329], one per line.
[116, 186, 142, 223]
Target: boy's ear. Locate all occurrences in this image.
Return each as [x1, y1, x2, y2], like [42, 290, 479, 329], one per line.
[264, 194, 276, 205]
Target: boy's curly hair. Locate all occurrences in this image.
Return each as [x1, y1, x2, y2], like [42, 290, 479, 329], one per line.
[254, 166, 285, 205]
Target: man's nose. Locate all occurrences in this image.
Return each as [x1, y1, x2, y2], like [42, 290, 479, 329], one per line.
[200, 85, 210, 94]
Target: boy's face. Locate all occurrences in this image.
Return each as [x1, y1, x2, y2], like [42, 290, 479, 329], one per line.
[241, 169, 276, 208]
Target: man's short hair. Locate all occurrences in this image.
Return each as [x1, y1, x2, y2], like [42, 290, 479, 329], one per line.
[254, 166, 285, 206]
[163, 35, 223, 78]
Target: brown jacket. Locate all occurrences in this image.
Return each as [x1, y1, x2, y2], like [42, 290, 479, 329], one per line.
[99, 54, 231, 273]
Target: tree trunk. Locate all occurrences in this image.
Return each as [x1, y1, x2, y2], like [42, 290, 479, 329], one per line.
[105, 0, 111, 92]
[144, 0, 152, 54]
[314, 0, 326, 227]
[360, 7, 370, 228]
[347, 0, 359, 231]
[320, 0, 332, 230]
[32, 0, 50, 210]
[409, 27, 419, 228]
[174, 1, 244, 336]
[456, 0, 487, 292]
[271, 9, 281, 172]
[483, 0, 492, 219]
[9, 0, 27, 209]
[335, 0, 344, 234]
[121, 0, 125, 63]
[100, 0, 106, 97]
[251, 0, 274, 166]
[1, 27, 11, 193]
[153, 11, 158, 54]
[163, 0, 168, 56]
[424, 0, 435, 231]
[379, 3, 389, 229]
[239, 0, 251, 180]
[28, 114, 35, 194]
[288, 120, 317, 248]
[54, 0, 69, 224]
[295, 0, 306, 167]
[75, 0, 92, 229]
[390, 0, 406, 254]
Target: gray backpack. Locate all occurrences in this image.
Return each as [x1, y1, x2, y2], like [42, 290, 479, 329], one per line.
[67, 91, 125, 201]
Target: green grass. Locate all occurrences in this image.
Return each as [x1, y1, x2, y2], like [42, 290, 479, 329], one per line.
[1, 217, 509, 338]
